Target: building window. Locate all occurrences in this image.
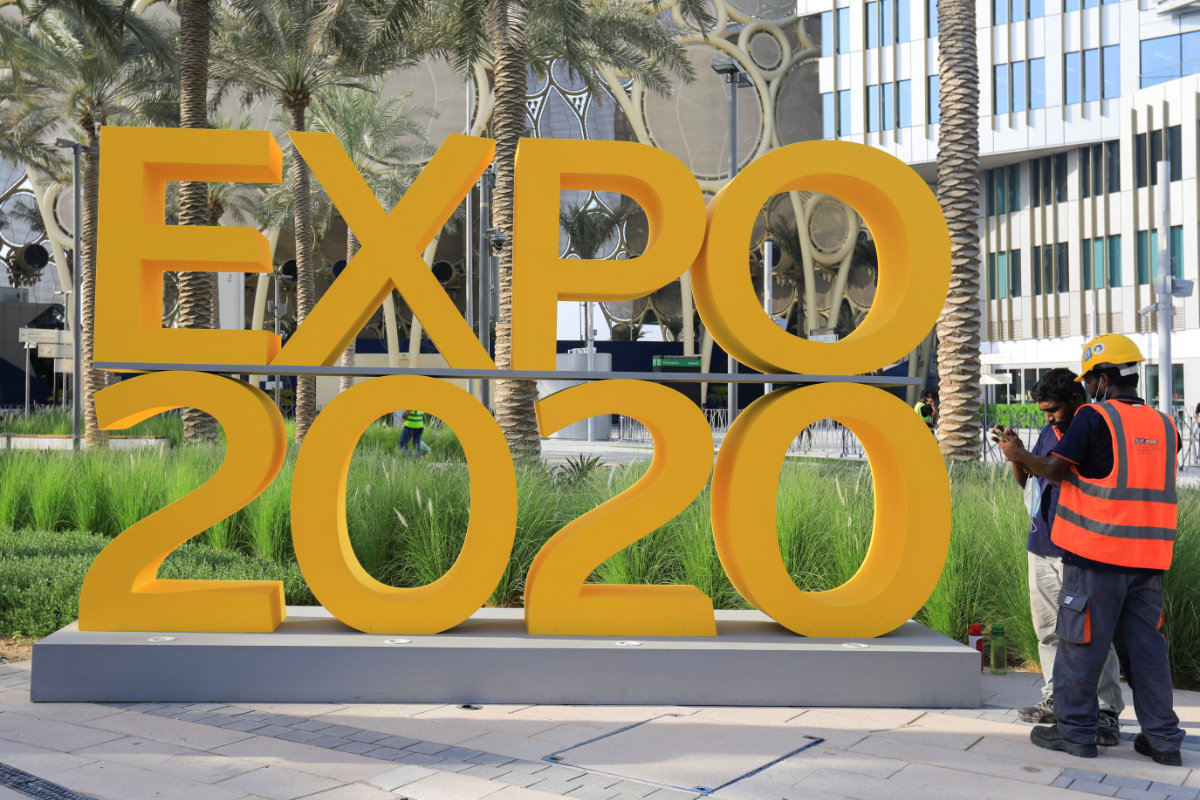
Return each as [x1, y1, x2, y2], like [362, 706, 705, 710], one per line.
[1030, 159, 1041, 207]
[1136, 226, 1184, 284]
[927, 0, 938, 37]
[823, 93, 835, 138]
[1054, 153, 1067, 202]
[1029, 0, 1043, 16]
[882, 0, 895, 43]
[837, 89, 852, 135]
[1140, 32, 1200, 89]
[1136, 126, 1181, 187]
[1029, 58, 1045, 108]
[837, 7, 850, 53]
[882, 82, 895, 130]
[1102, 45, 1119, 98]
[1082, 236, 1119, 289]
[1083, 48, 1100, 102]
[1105, 141, 1120, 193]
[898, 79, 912, 127]
[867, 85, 880, 132]
[994, 0, 1007, 25]
[898, 0, 911, 41]
[986, 165, 1021, 216]
[867, 1, 879, 48]
[1065, 51, 1081, 104]
[927, 75, 940, 123]
[1079, 141, 1118, 198]
[1033, 244, 1069, 294]
[994, 64, 1009, 114]
[988, 250, 1021, 299]
[821, 11, 833, 57]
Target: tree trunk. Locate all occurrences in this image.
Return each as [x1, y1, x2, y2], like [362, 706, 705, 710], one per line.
[488, 0, 541, 460]
[177, 0, 219, 442]
[935, 0, 983, 461]
[339, 229, 360, 393]
[209, 198, 224, 330]
[80, 121, 107, 448]
[289, 100, 317, 442]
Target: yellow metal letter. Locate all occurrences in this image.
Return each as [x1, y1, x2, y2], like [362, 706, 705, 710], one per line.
[692, 141, 949, 375]
[276, 134, 496, 368]
[526, 380, 716, 635]
[511, 139, 706, 369]
[79, 372, 288, 631]
[96, 127, 283, 365]
[290, 376, 516, 633]
[711, 383, 951, 637]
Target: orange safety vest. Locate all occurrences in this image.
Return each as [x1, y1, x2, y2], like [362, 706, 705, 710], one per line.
[1051, 400, 1178, 569]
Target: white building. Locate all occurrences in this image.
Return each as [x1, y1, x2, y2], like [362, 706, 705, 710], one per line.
[799, 0, 1200, 414]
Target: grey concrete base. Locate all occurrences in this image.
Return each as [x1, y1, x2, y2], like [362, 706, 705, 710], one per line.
[32, 607, 982, 707]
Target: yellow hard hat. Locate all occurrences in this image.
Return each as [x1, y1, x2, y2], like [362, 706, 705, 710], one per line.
[1076, 334, 1145, 381]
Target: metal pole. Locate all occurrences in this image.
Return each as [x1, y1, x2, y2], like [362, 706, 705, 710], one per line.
[586, 301, 596, 441]
[477, 168, 493, 409]
[24, 344, 31, 415]
[465, 75, 475, 400]
[727, 72, 739, 424]
[764, 239, 774, 394]
[71, 145, 82, 451]
[273, 277, 281, 406]
[1156, 160, 1172, 416]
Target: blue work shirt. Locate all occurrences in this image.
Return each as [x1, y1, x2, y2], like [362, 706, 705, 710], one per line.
[1027, 424, 1067, 558]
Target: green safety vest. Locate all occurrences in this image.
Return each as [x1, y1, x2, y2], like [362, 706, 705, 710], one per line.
[403, 411, 425, 429]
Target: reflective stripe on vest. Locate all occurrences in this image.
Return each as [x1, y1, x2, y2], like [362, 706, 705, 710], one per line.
[403, 411, 425, 428]
[1050, 400, 1177, 569]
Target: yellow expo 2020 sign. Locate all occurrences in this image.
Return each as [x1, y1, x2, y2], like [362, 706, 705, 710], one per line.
[77, 127, 952, 641]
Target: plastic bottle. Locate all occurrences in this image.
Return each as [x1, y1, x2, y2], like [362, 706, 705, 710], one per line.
[990, 622, 1007, 675]
[968, 623, 984, 671]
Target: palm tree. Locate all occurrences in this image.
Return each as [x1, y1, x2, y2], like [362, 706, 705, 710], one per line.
[176, 0, 218, 441]
[10, 2, 174, 447]
[309, 83, 432, 392]
[431, 0, 712, 458]
[210, 0, 421, 442]
[935, 0, 982, 461]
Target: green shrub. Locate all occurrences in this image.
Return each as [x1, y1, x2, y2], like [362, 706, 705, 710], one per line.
[0, 528, 314, 638]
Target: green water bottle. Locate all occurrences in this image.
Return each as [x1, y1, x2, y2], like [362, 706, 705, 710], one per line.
[990, 622, 1007, 675]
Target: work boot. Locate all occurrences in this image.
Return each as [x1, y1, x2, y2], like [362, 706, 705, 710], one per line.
[1097, 710, 1121, 747]
[1018, 697, 1055, 723]
[1031, 725, 1098, 758]
[1134, 733, 1182, 766]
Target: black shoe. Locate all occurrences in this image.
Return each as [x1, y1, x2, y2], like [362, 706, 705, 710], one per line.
[1097, 710, 1121, 747]
[1018, 698, 1055, 723]
[1134, 733, 1182, 766]
[1031, 725, 1098, 758]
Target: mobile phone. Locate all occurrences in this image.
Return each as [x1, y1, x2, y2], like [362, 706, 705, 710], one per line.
[992, 426, 1009, 442]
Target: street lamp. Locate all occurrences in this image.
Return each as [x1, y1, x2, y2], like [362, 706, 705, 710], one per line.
[711, 58, 752, 424]
[54, 138, 96, 452]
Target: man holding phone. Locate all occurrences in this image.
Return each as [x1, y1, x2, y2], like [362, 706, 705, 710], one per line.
[998, 369, 1124, 742]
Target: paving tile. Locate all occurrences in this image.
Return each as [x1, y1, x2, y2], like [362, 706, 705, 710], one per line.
[224, 719, 270, 732]
[482, 786, 572, 800]
[768, 744, 904, 779]
[1051, 776, 1073, 788]
[8, 701, 125, 724]
[397, 770, 513, 800]
[0, 738, 96, 777]
[259, 715, 308, 727]
[1105, 775, 1155, 790]
[852, 733, 1062, 785]
[214, 764, 343, 799]
[1071, 781, 1121, 796]
[70, 734, 258, 784]
[294, 719, 334, 732]
[334, 741, 384, 755]
[362, 746, 408, 761]
[278, 729, 325, 744]
[1065, 768, 1113, 783]
[564, 785, 622, 800]
[81, 710, 259, 751]
[889, 763, 1084, 799]
[309, 735, 353, 749]
[460, 763, 517, 781]
[377, 735, 423, 750]
[643, 789, 703, 800]
[529, 764, 583, 781]
[468, 752, 518, 766]
[299, 783, 398, 799]
[397, 752, 447, 766]
[0, 712, 124, 752]
[252, 725, 295, 738]
[457, 731, 555, 761]
[568, 773, 624, 789]
[241, 703, 348, 717]
[367, 764, 437, 790]
[1150, 783, 1200, 799]
[528, 777, 588, 795]
[349, 730, 391, 744]
[49, 759, 248, 800]
[407, 740, 453, 755]
[607, 780, 660, 797]
[209, 734, 400, 783]
[500, 770, 558, 788]
[1113, 790, 1171, 800]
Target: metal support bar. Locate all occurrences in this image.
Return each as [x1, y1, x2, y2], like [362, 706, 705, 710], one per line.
[94, 361, 923, 385]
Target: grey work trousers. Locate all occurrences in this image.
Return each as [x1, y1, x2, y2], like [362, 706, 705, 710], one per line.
[1053, 561, 1184, 751]
[1028, 552, 1124, 712]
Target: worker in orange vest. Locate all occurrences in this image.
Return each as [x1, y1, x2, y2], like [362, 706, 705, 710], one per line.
[994, 334, 1184, 764]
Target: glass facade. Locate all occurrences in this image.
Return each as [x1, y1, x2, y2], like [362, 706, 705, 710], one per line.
[1140, 32, 1200, 89]
[1136, 226, 1184, 284]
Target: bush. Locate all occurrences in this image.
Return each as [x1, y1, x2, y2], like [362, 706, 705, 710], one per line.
[0, 529, 315, 638]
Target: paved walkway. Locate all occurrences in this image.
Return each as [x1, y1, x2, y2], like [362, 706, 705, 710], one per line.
[1, 659, 1198, 800]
